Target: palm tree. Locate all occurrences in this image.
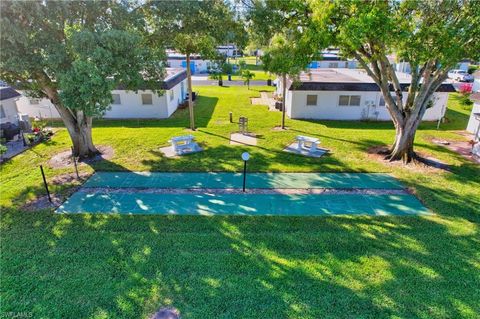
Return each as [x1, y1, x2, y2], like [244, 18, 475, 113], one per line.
[241, 70, 255, 89]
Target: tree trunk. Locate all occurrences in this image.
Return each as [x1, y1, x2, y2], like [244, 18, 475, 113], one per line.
[64, 112, 98, 159]
[281, 74, 287, 129]
[39, 80, 98, 158]
[186, 53, 195, 130]
[386, 117, 422, 164]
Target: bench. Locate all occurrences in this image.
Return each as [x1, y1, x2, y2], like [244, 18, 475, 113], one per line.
[169, 135, 199, 155]
[296, 135, 319, 152]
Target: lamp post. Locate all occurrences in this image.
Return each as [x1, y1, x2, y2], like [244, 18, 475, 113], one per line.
[241, 152, 250, 192]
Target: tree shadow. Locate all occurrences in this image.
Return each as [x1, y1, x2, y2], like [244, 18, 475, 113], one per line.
[2, 178, 479, 318]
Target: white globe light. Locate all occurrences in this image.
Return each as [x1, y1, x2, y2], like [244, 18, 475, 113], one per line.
[241, 152, 250, 161]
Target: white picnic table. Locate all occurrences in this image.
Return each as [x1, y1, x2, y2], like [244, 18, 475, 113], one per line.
[296, 135, 319, 152]
[169, 135, 199, 155]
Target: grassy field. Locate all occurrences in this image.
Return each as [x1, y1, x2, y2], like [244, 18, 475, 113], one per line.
[1, 87, 479, 318]
[229, 56, 272, 81]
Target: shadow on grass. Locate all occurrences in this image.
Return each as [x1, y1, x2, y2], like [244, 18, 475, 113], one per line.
[2, 185, 479, 318]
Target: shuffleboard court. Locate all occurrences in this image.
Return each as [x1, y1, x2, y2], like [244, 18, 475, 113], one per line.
[56, 191, 430, 216]
[83, 172, 404, 189]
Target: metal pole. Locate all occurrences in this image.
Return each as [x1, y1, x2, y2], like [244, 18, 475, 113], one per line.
[243, 160, 247, 192]
[40, 165, 52, 203]
[229, 112, 233, 123]
[71, 147, 79, 179]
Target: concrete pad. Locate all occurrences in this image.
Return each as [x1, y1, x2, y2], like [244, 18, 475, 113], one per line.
[230, 133, 257, 146]
[283, 142, 328, 158]
[159, 145, 203, 158]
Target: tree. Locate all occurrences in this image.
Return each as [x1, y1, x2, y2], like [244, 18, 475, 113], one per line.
[0, 1, 164, 158]
[145, 0, 238, 131]
[312, 0, 480, 163]
[246, 1, 324, 129]
[262, 34, 314, 129]
[248, 0, 480, 163]
[241, 70, 255, 89]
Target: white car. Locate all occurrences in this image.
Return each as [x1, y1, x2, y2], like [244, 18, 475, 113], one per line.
[448, 69, 474, 82]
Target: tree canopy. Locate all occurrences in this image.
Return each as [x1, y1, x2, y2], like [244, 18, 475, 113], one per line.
[0, 0, 165, 157]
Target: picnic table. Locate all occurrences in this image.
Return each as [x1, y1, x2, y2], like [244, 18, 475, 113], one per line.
[169, 135, 199, 155]
[296, 135, 319, 152]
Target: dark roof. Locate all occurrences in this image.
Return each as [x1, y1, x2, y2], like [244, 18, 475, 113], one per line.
[161, 69, 187, 90]
[115, 69, 187, 91]
[291, 82, 456, 93]
[0, 87, 21, 101]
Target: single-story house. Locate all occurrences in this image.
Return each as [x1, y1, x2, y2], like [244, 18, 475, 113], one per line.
[0, 87, 21, 125]
[16, 68, 187, 119]
[275, 68, 455, 121]
[308, 53, 357, 69]
[466, 92, 480, 139]
[217, 45, 241, 58]
[393, 59, 471, 74]
[166, 51, 214, 74]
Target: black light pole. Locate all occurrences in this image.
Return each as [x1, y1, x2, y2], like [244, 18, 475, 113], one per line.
[241, 152, 250, 192]
[40, 165, 52, 203]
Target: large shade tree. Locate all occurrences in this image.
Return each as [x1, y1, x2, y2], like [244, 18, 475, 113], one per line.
[145, 0, 239, 130]
[249, 0, 480, 163]
[0, 1, 165, 158]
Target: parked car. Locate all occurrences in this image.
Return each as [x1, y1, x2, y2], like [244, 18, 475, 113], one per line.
[448, 69, 474, 82]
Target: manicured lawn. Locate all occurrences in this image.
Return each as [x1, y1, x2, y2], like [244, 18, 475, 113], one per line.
[229, 56, 273, 81]
[1, 87, 479, 318]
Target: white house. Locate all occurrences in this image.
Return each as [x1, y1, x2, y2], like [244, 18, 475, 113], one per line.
[393, 59, 470, 74]
[16, 68, 187, 119]
[0, 87, 21, 125]
[467, 93, 480, 139]
[308, 52, 358, 69]
[166, 51, 214, 74]
[276, 68, 455, 121]
[217, 45, 241, 58]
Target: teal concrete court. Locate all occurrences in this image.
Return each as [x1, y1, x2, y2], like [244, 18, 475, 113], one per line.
[56, 172, 431, 216]
[56, 192, 430, 216]
[83, 172, 404, 189]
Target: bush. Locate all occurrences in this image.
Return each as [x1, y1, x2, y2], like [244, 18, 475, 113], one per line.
[0, 144, 7, 156]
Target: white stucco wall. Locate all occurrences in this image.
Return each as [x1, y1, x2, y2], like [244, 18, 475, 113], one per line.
[16, 79, 187, 119]
[167, 59, 212, 74]
[0, 97, 19, 124]
[16, 95, 60, 118]
[473, 78, 480, 93]
[287, 90, 448, 121]
[466, 101, 480, 135]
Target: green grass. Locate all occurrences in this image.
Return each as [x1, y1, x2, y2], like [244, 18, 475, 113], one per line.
[228, 56, 272, 81]
[1, 87, 479, 318]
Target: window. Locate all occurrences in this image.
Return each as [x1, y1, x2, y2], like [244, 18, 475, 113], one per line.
[169, 90, 174, 101]
[0, 104, 5, 118]
[306, 95, 317, 106]
[141, 93, 153, 105]
[379, 96, 385, 107]
[112, 94, 121, 105]
[328, 62, 338, 68]
[29, 98, 39, 105]
[338, 95, 361, 107]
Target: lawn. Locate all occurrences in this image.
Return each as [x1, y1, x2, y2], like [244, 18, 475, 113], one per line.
[1, 87, 479, 318]
[229, 56, 273, 81]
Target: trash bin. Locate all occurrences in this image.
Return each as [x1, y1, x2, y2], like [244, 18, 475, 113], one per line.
[267, 79, 272, 86]
[228, 74, 232, 81]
